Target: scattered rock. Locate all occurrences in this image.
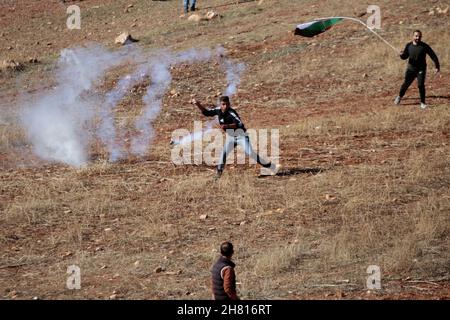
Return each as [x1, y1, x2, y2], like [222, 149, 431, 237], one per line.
[170, 89, 179, 97]
[437, 6, 449, 14]
[188, 14, 205, 22]
[1, 60, 24, 72]
[134, 260, 140, 267]
[28, 57, 39, 64]
[199, 214, 208, 220]
[362, 73, 368, 78]
[356, 11, 367, 18]
[104, 228, 112, 232]
[109, 294, 117, 300]
[154, 266, 164, 273]
[165, 270, 182, 275]
[115, 32, 139, 45]
[61, 251, 73, 258]
[205, 11, 219, 20]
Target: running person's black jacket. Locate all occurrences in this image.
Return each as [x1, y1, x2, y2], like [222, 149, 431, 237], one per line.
[202, 106, 246, 133]
[400, 41, 440, 71]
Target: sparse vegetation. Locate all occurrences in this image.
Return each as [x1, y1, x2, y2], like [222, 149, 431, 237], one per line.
[0, 0, 449, 299]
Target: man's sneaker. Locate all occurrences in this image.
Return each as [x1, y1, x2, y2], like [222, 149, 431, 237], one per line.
[260, 163, 282, 176]
[190, 6, 196, 11]
[420, 103, 427, 109]
[394, 96, 401, 105]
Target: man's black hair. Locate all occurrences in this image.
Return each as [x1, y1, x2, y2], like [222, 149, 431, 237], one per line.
[220, 96, 230, 104]
[220, 241, 234, 257]
[414, 30, 422, 35]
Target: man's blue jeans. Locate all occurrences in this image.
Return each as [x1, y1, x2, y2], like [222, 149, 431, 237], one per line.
[217, 133, 271, 172]
[184, 0, 196, 13]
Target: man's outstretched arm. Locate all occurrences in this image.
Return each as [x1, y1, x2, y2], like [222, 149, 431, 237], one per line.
[191, 98, 217, 117]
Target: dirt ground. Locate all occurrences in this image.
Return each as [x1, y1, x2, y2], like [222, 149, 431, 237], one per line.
[0, 0, 449, 300]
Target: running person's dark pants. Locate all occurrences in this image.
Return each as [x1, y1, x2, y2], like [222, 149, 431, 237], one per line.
[399, 69, 426, 103]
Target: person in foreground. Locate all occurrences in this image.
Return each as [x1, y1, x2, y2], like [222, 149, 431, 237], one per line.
[211, 241, 240, 300]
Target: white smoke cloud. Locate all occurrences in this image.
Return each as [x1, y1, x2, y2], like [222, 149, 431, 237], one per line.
[21, 45, 125, 166]
[171, 119, 216, 146]
[98, 65, 149, 161]
[223, 59, 246, 96]
[18, 44, 245, 167]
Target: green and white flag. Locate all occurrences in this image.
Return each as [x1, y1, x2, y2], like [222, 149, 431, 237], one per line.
[294, 18, 343, 37]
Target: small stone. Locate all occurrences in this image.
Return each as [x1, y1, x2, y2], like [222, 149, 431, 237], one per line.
[115, 32, 139, 45]
[109, 294, 117, 300]
[154, 266, 163, 273]
[62, 251, 73, 258]
[205, 11, 219, 20]
[199, 214, 208, 220]
[134, 260, 140, 267]
[188, 14, 203, 22]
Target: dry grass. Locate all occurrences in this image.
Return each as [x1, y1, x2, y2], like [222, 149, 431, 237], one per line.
[1, 0, 450, 300]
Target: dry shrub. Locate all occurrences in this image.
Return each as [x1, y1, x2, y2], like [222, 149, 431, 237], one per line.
[253, 242, 304, 276]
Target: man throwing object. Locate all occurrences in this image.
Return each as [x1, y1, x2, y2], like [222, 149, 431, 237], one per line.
[192, 96, 279, 178]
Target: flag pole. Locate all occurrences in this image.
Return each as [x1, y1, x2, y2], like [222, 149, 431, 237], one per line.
[317, 16, 399, 54]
